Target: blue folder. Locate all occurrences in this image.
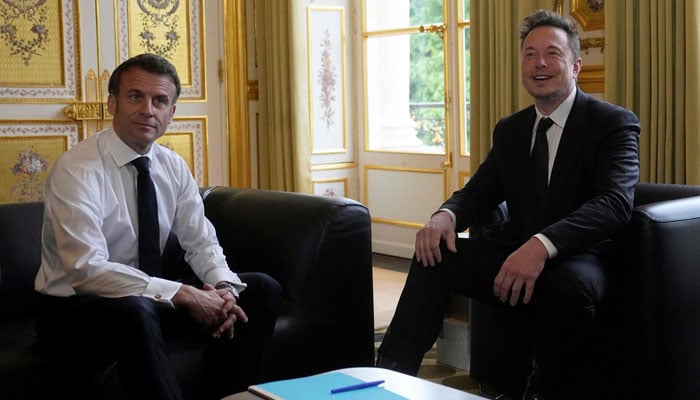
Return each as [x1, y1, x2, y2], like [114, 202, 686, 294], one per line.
[247, 371, 409, 400]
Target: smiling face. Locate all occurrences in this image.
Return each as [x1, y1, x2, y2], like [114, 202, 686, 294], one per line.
[520, 25, 581, 114]
[107, 67, 177, 154]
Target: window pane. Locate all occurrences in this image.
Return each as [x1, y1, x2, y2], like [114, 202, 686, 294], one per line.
[366, 0, 443, 32]
[366, 34, 445, 154]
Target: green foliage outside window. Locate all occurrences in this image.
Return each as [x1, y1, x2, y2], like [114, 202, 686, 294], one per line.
[409, 0, 470, 148]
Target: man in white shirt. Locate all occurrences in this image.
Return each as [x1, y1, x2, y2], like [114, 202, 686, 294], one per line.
[35, 53, 281, 400]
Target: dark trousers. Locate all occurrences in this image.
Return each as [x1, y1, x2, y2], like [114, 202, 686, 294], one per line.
[36, 272, 281, 400]
[378, 238, 614, 398]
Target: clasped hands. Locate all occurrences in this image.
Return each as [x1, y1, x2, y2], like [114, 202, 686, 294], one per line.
[176, 283, 248, 339]
[415, 211, 547, 306]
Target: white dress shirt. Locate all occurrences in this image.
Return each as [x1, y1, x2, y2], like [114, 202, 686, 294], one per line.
[35, 127, 244, 307]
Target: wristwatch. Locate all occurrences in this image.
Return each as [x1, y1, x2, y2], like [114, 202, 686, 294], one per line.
[215, 281, 238, 299]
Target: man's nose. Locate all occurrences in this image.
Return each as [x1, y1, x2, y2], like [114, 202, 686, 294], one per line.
[139, 99, 155, 115]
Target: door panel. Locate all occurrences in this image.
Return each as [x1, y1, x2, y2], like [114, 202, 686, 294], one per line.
[360, 0, 471, 258]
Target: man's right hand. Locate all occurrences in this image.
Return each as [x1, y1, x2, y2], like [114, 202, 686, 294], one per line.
[173, 284, 231, 336]
[415, 211, 457, 267]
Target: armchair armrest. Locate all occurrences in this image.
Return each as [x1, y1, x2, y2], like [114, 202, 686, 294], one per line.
[618, 194, 700, 399]
[201, 187, 374, 380]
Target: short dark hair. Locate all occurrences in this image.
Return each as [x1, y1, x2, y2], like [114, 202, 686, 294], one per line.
[519, 9, 580, 61]
[108, 53, 181, 102]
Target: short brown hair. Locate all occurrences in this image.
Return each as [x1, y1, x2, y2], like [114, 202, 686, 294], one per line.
[519, 9, 580, 61]
[108, 53, 181, 102]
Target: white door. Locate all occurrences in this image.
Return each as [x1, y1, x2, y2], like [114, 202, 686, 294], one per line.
[359, 0, 471, 258]
[0, 0, 227, 204]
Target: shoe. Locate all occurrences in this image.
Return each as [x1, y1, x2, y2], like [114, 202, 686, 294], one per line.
[375, 353, 420, 376]
[375, 353, 400, 370]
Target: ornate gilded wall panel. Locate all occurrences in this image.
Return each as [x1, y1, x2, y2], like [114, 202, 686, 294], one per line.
[159, 117, 208, 186]
[0, 0, 81, 102]
[115, 0, 205, 100]
[0, 121, 81, 203]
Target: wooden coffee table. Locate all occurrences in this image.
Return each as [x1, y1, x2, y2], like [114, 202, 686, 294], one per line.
[223, 366, 487, 399]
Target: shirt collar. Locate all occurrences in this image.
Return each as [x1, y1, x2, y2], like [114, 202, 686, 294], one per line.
[535, 88, 577, 129]
[105, 127, 155, 168]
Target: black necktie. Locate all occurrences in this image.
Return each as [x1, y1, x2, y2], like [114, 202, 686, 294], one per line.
[531, 117, 554, 231]
[131, 157, 162, 277]
[532, 117, 554, 187]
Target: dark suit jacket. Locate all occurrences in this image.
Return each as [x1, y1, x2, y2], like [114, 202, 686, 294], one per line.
[443, 89, 640, 257]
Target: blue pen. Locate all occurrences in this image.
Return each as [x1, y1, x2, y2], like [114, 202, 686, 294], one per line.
[330, 379, 385, 394]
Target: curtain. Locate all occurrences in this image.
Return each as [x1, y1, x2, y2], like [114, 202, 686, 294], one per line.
[606, 1, 700, 184]
[255, 1, 312, 192]
[469, 0, 554, 171]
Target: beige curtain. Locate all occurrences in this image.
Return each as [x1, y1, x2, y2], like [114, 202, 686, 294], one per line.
[469, 0, 553, 171]
[255, 1, 312, 192]
[606, 1, 700, 184]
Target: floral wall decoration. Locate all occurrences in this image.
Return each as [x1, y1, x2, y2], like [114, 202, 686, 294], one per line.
[307, 6, 346, 155]
[0, 0, 50, 66]
[0, 121, 79, 204]
[118, 0, 204, 100]
[317, 29, 337, 134]
[10, 146, 49, 202]
[0, 0, 79, 101]
[136, 0, 182, 59]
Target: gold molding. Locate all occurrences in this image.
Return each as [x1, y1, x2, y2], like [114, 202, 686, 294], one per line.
[363, 164, 444, 228]
[312, 177, 349, 197]
[578, 64, 605, 93]
[248, 80, 259, 101]
[570, 0, 604, 31]
[580, 37, 605, 54]
[63, 102, 111, 121]
[311, 162, 357, 171]
[224, 0, 251, 187]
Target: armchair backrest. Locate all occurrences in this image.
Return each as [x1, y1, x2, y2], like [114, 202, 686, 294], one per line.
[0, 202, 44, 317]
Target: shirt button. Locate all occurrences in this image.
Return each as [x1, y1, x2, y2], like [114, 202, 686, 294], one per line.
[155, 294, 162, 299]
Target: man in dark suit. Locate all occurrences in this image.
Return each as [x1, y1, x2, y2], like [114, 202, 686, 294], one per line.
[376, 9, 639, 400]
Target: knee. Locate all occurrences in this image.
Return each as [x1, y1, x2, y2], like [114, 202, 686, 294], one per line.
[240, 272, 282, 313]
[541, 274, 600, 310]
[109, 296, 160, 330]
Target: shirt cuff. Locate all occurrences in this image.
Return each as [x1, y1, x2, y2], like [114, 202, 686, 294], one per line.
[143, 278, 182, 308]
[534, 233, 558, 259]
[216, 280, 246, 298]
[435, 208, 457, 229]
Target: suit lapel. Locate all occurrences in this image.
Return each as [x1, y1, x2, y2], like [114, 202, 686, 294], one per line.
[548, 90, 589, 204]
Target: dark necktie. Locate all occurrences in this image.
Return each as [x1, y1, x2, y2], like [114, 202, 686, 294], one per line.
[531, 117, 554, 231]
[131, 157, 162, 277]
[532, 117, 554, 187]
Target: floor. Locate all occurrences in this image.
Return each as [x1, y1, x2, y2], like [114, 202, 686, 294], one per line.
[372, 253, 410, 330]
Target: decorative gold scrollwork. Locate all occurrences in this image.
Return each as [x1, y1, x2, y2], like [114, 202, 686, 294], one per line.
[63, 102, 112, 121]
[580, 37, 605, 54]
[419, 24, 446, 39]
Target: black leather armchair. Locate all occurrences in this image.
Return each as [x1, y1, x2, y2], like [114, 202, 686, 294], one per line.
[0, 187, 375, 399]
[468, 183, 700, 399]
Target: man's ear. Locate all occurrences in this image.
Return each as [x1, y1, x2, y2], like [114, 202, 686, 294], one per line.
[572, 58, 582, 81]
[107, 94, 116, 117]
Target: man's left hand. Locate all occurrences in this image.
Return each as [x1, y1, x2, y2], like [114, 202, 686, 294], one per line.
[205, 283, 248, 339]
[493, 237, 548, 306]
